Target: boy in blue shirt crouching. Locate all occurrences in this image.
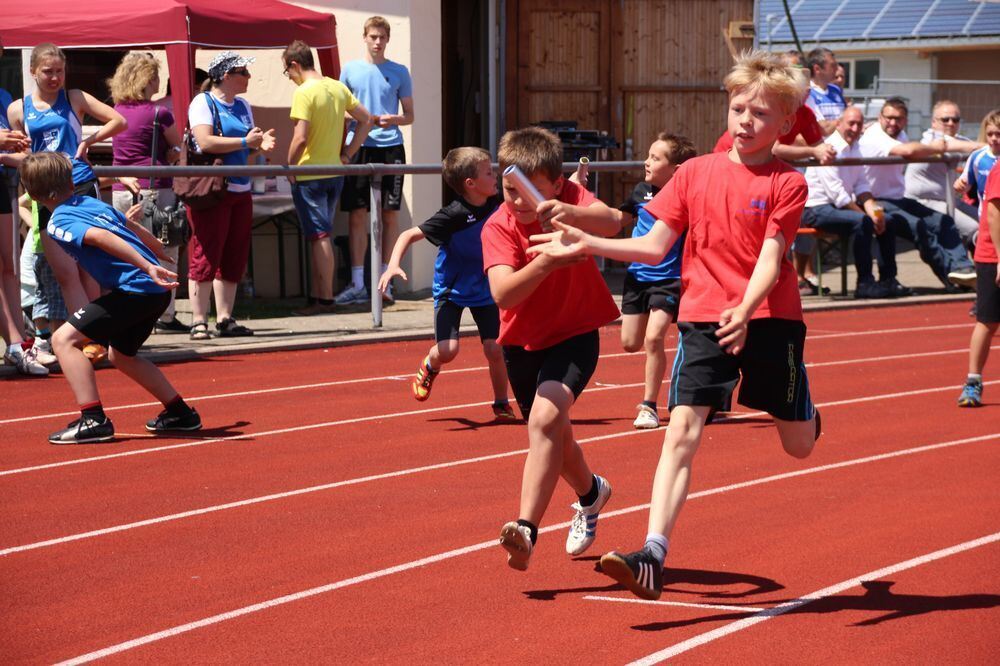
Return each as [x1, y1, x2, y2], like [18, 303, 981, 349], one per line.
[20, 153, 201, 444]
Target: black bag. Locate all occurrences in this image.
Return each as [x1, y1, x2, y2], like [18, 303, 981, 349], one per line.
[172, 92, 227, 210]
[144, 106, 190, 247]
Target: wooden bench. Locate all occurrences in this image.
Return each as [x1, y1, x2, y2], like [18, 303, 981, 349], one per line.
[796, 227, 850, 297]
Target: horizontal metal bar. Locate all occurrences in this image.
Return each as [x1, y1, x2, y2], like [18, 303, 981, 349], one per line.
[876, 78, 1000, 86]
[91, 154, 963, 179]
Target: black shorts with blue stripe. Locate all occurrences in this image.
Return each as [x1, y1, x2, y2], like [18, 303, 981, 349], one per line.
[668, 318, 815, 422]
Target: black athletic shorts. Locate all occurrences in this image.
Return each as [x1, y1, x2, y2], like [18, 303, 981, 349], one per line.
[668, 318, 815, 422]
[341, 144, 406, 212]
[70, 290, 170, 356]
[621, 273, 681, 317]
[975, 262, 1000, 324]
[434, 300, 501, 342]
[502, 330, 600, 419]
[0, 167, 15, 214]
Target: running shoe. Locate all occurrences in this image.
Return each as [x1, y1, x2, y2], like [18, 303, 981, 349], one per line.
[566, 475, 612, 555]
[146, 407, 203, 432]
[947, 268, 977, 289]
[335, 284, 369, 305]
[49, 416, 114, 444]
[633, 403, 659, 429]
[492, 401, 517, 420]
[499, 521, 533, 571]
[854, 280, 892, 299]
[31, 337, 58, 366]
[5, 346, 49, 376]
[957, 378, 983, 408]
[599, 549, 663, 601]
[879, 278, 913, 298]
[412, 356, 438, 401]
[154, 317, 191, 333]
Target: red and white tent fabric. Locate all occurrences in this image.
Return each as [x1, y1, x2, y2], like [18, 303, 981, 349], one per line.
[1, 0, 339, 121]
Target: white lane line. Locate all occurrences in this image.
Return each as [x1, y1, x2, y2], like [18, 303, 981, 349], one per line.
[53, 431, 999, 665]
[1, 322, 973, 426]
[583, 596, 767, 613]
[3, 346, 988, 479]
[628, 532, 1000, 665]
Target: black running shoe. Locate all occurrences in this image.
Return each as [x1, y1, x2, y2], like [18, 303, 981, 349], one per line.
[599, 549, 663, 600]
[49, 416, 115, 444]
[146, 408, 202, 433]
[154, 317, 191, 333]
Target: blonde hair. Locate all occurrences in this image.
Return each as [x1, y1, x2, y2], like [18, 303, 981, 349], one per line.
[364, 16, 391, 37]
[498, 127, 563, 182]
[724, 50, 803, 115]
[980, 108, 1000, 143]
[108, 52, 160, 104]
[19, 152, 74, 202]
[30, 43, 66, 71]
[442, 147, 491, 194]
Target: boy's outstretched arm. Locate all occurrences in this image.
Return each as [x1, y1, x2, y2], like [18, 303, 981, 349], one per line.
[717, 233, 786, 355]
[378, 226, 425, 293]
[527, 218, 680, 266]
[536, 199, 622, 237]
[82, 228, 179, 288]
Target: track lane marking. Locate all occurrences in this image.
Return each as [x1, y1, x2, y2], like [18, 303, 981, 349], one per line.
[0, 322, 974, 426]
[628, 532, 1000, 664]
[3, 348, 991, 479]
[583, 596, 767, 613]
[3, 378, 998, 553]
[52, 431, 999, 665]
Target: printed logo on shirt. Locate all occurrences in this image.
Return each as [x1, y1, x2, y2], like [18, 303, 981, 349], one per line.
[467, 214, 477, 223]
[43, 129, 60, 152]
[741, 198, 768, 217]
[643, 191, 654, 202]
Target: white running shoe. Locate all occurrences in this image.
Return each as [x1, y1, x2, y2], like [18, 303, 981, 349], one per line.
[31, 338, 58, 366]
[566, 475, 612, 556]
[633, 403, 660, 429]
[499, 521, 533, 571]
[5, 347, 50, 376]
[334, 284, 369, 305]
[947, 269, 976, 288]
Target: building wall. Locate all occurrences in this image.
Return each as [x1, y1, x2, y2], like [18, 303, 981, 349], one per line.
[838, 48, 934, 136]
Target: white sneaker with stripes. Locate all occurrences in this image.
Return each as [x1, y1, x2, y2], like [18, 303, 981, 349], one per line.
[565, 475, 612, 556]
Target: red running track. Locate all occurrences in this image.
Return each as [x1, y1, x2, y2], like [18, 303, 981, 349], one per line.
[0, 301, 997, 664]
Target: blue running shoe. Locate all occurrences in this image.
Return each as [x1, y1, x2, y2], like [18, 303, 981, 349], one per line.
[958, 379, 983, 408]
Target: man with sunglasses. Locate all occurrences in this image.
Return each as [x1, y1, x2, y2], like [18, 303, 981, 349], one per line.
[905, 101, 984, 253]
[860, 97, 978, 293]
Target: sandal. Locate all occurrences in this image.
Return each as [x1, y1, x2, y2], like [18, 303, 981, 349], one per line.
[190, 321, 212, 340]
[216, 317, 254, 337]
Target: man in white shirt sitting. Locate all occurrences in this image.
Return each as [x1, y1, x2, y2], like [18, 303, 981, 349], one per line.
[859, 97, 977, 292]
[803, 107, 898, 299]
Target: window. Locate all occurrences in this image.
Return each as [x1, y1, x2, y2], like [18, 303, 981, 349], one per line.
[839, 58, 881, 91]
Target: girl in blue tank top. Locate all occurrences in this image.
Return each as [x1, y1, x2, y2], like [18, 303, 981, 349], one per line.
[6, 43, 127, 316]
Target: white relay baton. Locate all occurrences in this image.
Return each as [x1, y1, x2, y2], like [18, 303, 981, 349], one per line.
[503, 165, 549, 229]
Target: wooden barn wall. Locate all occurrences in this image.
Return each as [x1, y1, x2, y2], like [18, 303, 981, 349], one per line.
[505, 0, 754, 198]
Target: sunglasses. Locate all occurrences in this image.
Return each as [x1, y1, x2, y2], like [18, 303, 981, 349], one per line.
[935, 116, 961, 123]
[230, 68, 250, 77]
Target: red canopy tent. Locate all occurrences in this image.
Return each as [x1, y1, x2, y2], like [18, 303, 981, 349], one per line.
[1, 0, 339, 122]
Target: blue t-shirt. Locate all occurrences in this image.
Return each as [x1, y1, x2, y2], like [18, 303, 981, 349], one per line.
[24, 90, 96, 185]
[620, 182, 682, 282]
[418, 195, 500, 307]
[807, 83, 847, 122]
[341, 59, 412, 148]
[0, 88, 12, 130]
[963, 145, 998, 214]
[188, 92, 254, 191]
[47, 195, 165, 294]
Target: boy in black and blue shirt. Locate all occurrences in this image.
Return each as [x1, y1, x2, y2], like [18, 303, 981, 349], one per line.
[19, 152, 201, 444]
[378, 147, 513, 419]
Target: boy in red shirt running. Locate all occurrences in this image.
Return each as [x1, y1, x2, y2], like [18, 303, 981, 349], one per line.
[957, 165, 1000, 407]
[482, 126, 621, 570]
[528, 52, 821, 598]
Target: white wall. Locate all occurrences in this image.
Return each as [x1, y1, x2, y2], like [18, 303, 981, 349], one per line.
[840, 49, 934, 137]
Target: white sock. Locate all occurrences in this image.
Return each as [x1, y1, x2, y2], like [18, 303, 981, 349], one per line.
[644, 533, 669, 566]
[8, 343, 21, 356]
[968, 373, 982, 383]
[351, 266, 364, 289]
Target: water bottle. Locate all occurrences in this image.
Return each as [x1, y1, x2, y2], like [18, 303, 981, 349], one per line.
[252, 154, 267, 194]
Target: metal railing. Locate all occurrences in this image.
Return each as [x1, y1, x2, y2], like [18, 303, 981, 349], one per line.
[81, 153, 969, 327]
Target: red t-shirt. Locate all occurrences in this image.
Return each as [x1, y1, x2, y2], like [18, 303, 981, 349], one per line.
[973, 166, 1000, 264]
[644, 152, 807, 322]
[713, 105, 824, 153]
[481, 181, 620, 350]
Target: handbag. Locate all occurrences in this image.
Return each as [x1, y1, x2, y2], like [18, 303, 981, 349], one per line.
[144, 106, 190, 247]
[172, 92, 228, 210]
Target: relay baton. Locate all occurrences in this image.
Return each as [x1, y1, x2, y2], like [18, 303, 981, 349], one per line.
[575, 157, 590, 186]
[503, 164, 549, 229]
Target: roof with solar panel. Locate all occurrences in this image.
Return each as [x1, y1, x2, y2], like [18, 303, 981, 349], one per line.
[757, 0, 1000, 49]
